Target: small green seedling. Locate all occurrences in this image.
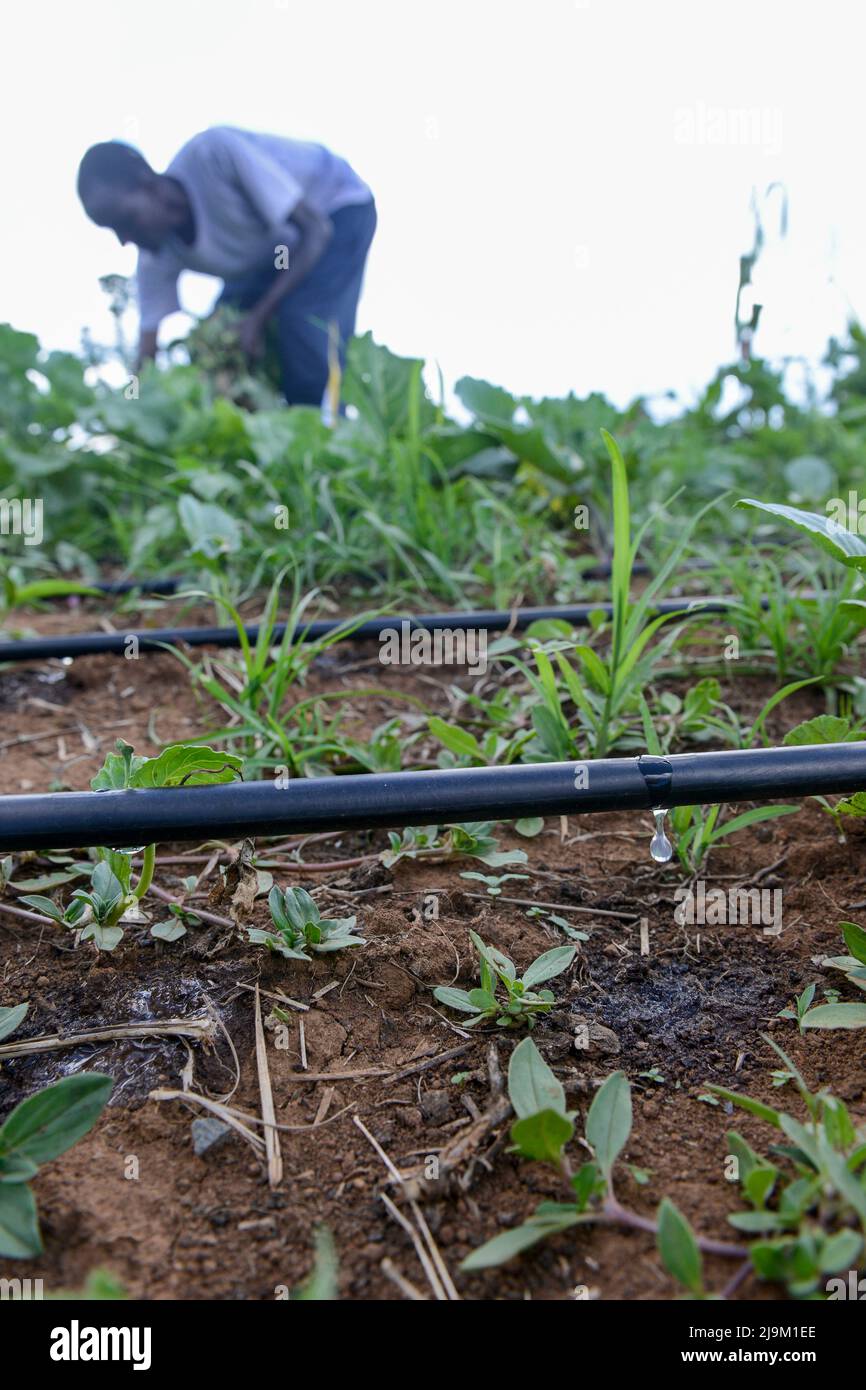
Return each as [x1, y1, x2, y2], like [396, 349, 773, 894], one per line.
[793, 920, 866, 1030]
[707, 1034, 866, 1297]
[381, 821, 527, 870]
[458, 871, 529, 896]
[0, 1071, 113, 1257]
[777, 983, 817, 1033]
[433, 931, 575, 1029]
[248, 886, 366, 960]
[20, 739, 243, 950]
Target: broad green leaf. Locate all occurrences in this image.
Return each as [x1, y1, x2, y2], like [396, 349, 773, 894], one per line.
[178, 494, 242, 559]
[508, 1037, 566, 1119]
[515, 817, 544, 837]
[585, 1070, 632, 1179]
[80, 923, 124, 951]
[0, 1002, 28, 1042]
[818, 1229, 863, 1274]
[510, 1109, 575, 1163]
[841, 921, 866, 966]
[736, 498, 866, 570]
[433, 987, 479, 1014]
[0, 1182, 41, 1258]
[90, 739, 144, 791]
[783, 716, 859, 747]
[129, 743, 243, 788]
[728, 1210, 792, 1233]
[0, 1073, 112, 1166]
[657, 1198, 703, 1294]
[427, 717, 482, 759]
[10, 868, 88, 892]
[802, 1003, 866, 1029]
[150, 921, 187, 942]
[521, 945, 576, 989]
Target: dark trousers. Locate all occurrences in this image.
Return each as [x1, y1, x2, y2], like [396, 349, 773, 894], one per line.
[218, 198, 377, 406]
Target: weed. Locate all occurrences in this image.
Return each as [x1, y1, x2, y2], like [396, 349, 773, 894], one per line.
[0, 1016, 112, 1259]
[433, 931, 575, 1029]
[248, 886, 365, 960]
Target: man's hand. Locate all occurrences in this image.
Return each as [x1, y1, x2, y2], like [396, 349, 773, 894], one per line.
[235, 314, 265, 362]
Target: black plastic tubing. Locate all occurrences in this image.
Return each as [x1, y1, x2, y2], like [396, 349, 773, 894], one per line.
[0, 743, 862, 852]
[0, 598, 737, 663]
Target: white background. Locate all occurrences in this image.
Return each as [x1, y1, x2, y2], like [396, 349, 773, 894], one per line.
[4, 0, 866, 407]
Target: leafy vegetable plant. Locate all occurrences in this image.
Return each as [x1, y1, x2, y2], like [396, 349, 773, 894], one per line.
[20, 739, 243, 949]
[433, 931, 575, 1029]
[248, 886, 366, 960]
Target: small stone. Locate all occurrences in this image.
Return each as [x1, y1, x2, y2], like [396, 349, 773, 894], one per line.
[572, 1016, 621, 1056]
[191, 1116, 232, 1156]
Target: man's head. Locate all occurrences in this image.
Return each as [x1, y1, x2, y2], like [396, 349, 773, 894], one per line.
[77, 142, 180, 251]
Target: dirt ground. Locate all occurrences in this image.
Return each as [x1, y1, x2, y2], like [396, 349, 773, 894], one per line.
[1, 602, 864, 1300]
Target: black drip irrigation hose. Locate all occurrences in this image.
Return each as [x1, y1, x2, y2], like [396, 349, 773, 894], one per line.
[0, 597, 747, 663]
[0, 743, 862, 852]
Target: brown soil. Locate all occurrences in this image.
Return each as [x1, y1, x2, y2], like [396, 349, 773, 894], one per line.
[1, 605, 865, 1301]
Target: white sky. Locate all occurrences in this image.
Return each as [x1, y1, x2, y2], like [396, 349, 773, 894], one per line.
[4, 0, 866, 408]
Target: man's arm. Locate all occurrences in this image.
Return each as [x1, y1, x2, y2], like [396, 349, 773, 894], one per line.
[236, 199, 333, 358]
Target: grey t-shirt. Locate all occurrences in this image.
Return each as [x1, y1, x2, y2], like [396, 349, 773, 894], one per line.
[136, 126, 372, 330]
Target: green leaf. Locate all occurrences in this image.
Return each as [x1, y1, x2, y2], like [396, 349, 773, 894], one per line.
[736, 498, 866, 571]
[0, 1002, 28, 1042]
[0, 1182, 41, 1258]
[129, 743, 243, 788]
[510, 1109, 575, 1163]
[841, 920, 866, 967]
[521, 945, 576, 989]
[178, 494, 242, 559]
[150, 921, 187, 943]
[90, 739, 143, 790]
[728, 1210, 792, 1233]
[18, 895, 66, 922]
[427, 717, 482, 760]
[744, 1166, 777, 1209]
[80, 923, 124, 951]
[515, 817, 544, 837]
[585, 1070, 632, 1179]
[783, 716, 858, 746]
[706, 1085, 781, 1128]
[0, 1073, 112, 1166]
[433, 987, 480, 1015]
[657, 1198, 703, 1294]
[818, 1229, 863, 1274]
[10, 867, 88, 892]
[802, 1003, 866, 1029]
[460, 1207, 581, 1270]
[508, 1037, 567, 1119]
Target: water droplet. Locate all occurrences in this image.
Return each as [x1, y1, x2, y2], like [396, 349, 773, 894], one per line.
[116, 846, 146, 857]
[649, 807, 672, 863]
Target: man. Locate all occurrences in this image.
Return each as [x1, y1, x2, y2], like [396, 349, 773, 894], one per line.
[77, 126, 376, 406]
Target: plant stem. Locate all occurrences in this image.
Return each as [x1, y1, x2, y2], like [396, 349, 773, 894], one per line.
[132, 843, 156, 900]
[602, 1196, 748, 1259]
